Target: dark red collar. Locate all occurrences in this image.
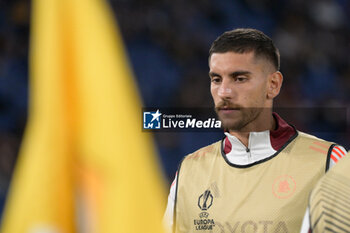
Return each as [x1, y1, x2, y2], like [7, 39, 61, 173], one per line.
[270, 112, 296, 151]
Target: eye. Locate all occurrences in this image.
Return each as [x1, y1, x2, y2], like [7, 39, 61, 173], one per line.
[211, 76, 221, 83]
[235, 76, 247, 82]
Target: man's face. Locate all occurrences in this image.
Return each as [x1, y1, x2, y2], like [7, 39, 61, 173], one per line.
[209, 51, 272, 132]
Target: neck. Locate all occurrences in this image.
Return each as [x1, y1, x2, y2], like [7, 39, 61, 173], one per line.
[228, 111, 276, 147]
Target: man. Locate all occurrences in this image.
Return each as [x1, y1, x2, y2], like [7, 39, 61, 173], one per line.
[163, 28, 347, 233]
[300, 152, 350, 233]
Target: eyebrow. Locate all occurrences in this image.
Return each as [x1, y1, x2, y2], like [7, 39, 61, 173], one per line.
[209, 70, 252, 78]
[208, 71, 220, 78]
[230, 71, 252, 77]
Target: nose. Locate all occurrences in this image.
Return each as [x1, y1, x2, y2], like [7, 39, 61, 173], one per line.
[218, 79, 233, 99]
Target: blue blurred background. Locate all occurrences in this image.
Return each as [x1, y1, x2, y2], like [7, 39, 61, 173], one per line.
[0, 0, 349, 215]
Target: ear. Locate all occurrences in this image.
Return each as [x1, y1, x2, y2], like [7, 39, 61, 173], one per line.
[267, 71, 283, 99]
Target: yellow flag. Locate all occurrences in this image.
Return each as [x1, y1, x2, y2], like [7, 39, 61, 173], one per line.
[0, 0, 166, 232]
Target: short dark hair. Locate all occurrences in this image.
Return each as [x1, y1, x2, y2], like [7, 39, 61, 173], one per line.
[209, 28, 280, 71]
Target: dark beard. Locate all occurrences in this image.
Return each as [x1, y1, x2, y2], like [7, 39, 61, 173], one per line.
[215, 100, 263, 131]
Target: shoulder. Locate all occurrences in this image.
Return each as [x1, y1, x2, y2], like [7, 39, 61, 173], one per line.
[327, 144, 347, 169]
[181, 140, 222, 164]
[291, 131, 334, 154]
[176, 140, 222, 182]
[295, 131, 335, 150]
[184, 140, 222, 160]
[296, 131, 347, 170]
[297, 131, 333, 143]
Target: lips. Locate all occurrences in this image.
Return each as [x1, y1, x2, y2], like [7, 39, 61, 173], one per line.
[217, 105, 241, 112]
[219, 107, 240, 111]
[219, 108, 239, 113]
[217, 107, 241, 117]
